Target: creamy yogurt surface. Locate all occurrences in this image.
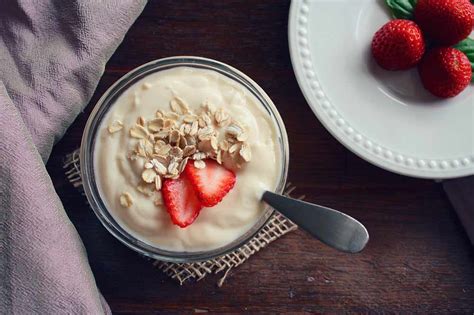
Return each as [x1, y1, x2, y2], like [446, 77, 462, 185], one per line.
[94, 66, 282, 252]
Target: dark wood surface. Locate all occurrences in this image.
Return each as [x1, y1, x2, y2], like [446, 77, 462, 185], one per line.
[46, 1, 474, 313]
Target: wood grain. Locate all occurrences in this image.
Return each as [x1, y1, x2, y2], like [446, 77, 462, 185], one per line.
[46, 1, 474, 313]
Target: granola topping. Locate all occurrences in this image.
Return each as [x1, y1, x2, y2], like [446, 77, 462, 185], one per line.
[124, 97, 252, 193]
[119, 192, 133, 208]
[107, 120, 123, 133]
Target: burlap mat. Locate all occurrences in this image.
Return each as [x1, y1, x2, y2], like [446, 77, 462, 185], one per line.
[64, 149, 298, 285]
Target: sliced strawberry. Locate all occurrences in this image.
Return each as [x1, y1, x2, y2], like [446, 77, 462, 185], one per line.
[162, 176, 202, 228]
[185, 159, 236, 207]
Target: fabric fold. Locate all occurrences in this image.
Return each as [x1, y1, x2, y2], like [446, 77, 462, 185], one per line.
[0, 0, 146, 313]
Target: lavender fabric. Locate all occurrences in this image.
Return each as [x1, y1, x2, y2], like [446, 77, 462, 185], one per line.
[0, 0, 146, 313]
[443, 176, 474, 245]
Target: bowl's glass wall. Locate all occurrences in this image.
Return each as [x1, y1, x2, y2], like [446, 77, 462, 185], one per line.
[80, 57, 289, 262]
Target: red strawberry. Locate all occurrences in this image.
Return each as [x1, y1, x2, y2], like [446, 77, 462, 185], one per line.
[418, 47, 472, 98]
[162, 176, 202, 228]
[414, 0, 474, 46]
[371, 19, 425, 71]
[185, 159, 236, 207]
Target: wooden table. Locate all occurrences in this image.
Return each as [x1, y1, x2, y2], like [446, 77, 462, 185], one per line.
[46, 1, 474, 313]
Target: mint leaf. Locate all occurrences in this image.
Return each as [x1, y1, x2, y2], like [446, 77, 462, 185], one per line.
[385, 0, 417, 19]
[454, 38, 474, 82]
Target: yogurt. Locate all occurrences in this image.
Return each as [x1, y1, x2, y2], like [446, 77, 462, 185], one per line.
[94, 67, 282, 252]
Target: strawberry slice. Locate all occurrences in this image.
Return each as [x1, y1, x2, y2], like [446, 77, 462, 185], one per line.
[162, 176, 202, 228]
[185, 159, 236, 207]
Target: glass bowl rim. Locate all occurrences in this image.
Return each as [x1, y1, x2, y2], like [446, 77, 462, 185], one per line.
[80, 56, 289, 263]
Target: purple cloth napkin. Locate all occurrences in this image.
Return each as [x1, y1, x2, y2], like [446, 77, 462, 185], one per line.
[443, 176, 474, 245]
[0, 1, 146, 313]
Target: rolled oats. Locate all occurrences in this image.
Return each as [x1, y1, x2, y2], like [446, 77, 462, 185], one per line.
[239, 143, 252, 162]
[152, 159, 168, 175]
[202, 113, 212, 126]
[192, 152, 206, 160]
[154, 130, 169, 139]
[142, 169, 157, 183]
[183, 145, 196, 157]
[155, 143, 171, 156]
[163, 119, 174, 130]
[127, 99, 252, 204]
[136, 141, 147, 157]
[142, 82, 152, 90]
[226, 123, 243, 138]
[221, 151, 241, 170]
[179, 123, 186, 134]
[178, 135, 188, 149]
[169, 146, 183, 159]
[154, 175, 162, 191]
[197, 126, 215, 140]
[215, 109, 230, 127]
[198, 137, 218, 153]
[108, 120, 123, 133]
[130, 124, 149, 139]
[137, 116, 146, 126]
[219, 140, 230, 151]
[179, 157, 189, 173]
[189, 121, 199, 136]
[142, 139, 154, 156]
[169, 130, 180, 145]
[229, 143, 241, 154]
[237, 131, 248, 142]
[183, 114, 196, 123]
[148, 118, 164, 132]
[128, 152, 138, 161]
[168, 161, 179, 175]
[198, 117, 207, 128]
[185, 135, 196, 146]
[120, 192, 133, 208]
[147, 133, 155, 143]
[201, 101, 215, 114]
[170, 96, 190, 114]
[183, 123, 191, 135]
[165, 112, 179, 121]
[194, 159, 206, 169]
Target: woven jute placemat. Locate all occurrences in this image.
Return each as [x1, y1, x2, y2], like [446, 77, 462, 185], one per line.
[64, 149, 298, 285]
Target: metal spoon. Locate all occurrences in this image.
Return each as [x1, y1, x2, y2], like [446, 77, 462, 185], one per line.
[262, 191, 369, 253]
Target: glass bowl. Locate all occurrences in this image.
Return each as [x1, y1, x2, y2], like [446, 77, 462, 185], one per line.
[80, 56, 289, 263]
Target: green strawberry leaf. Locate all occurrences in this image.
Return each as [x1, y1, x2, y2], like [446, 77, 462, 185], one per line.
[384, 0, 418, 20]
[454, 38, 474, 82]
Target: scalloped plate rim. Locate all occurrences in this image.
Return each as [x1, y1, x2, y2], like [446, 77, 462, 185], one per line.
[288, 0, 474, 179]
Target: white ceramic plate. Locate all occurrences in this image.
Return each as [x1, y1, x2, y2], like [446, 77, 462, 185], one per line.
[289, 0, 474, 179]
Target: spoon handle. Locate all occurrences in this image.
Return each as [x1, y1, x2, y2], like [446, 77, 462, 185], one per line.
[262, 191, 369, 253]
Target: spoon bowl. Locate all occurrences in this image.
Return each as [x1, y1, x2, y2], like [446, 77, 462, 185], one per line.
[262, 191, 369, 253]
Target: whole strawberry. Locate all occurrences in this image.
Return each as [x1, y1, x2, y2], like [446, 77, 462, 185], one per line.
[418, 47, 472, 98]
[414, 0, 474, 46]
[372, 19, 425, 70]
